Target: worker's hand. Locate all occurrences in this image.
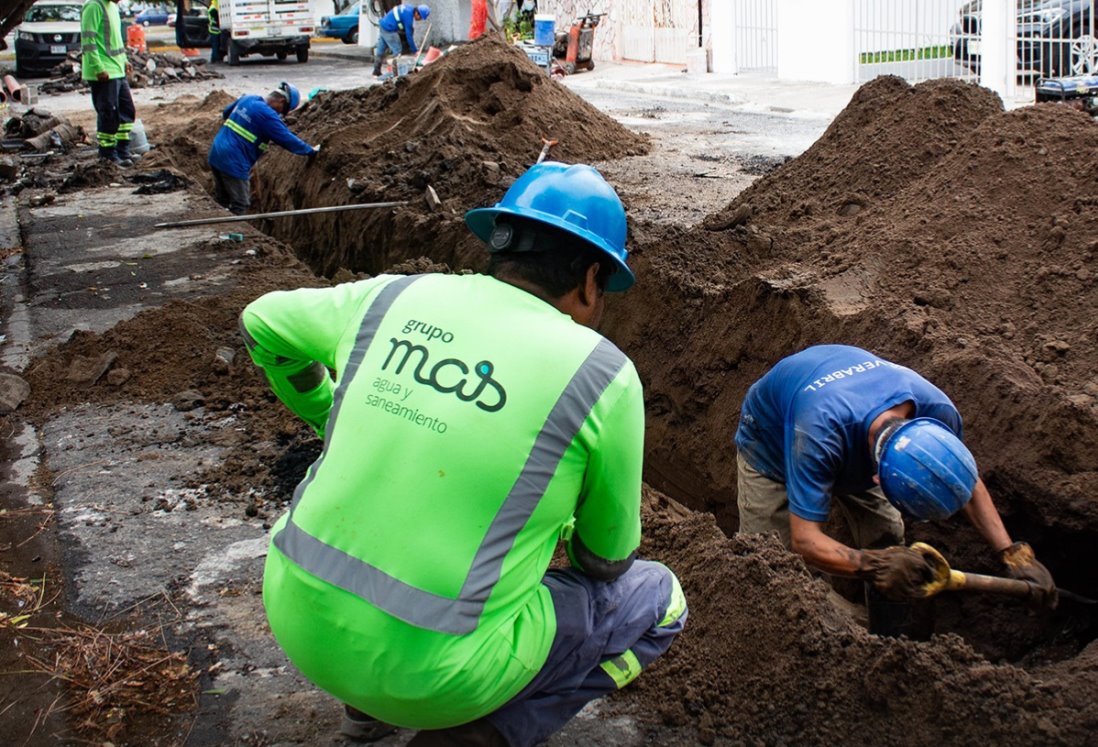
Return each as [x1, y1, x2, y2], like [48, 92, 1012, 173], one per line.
[857, 546, 935, 601]
[999, 542, 1058, 609]
[309, 144, 321, 158]
[125, 62, 133, 77]
[96, 71, 109, 82]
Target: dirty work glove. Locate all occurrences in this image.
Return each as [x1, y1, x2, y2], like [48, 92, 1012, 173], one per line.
[999, 542, 1058, 609]
[857, 546, 935, 601]
[96, 71, 109, 82]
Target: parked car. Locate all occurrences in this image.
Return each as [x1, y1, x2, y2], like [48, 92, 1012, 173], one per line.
[14, 0, 83, 78]
[319, 2, 361, 44]
[951, 0, 1098, 77]
[135, 6, 171, 25]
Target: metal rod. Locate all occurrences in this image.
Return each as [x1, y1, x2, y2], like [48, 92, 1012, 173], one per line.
[154, 201, 407, 229]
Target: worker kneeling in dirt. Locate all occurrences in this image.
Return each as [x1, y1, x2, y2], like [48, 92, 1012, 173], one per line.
[206, 81, 318, 215]
[240, 162, 687, 746]
[735, 344, 1057, 635]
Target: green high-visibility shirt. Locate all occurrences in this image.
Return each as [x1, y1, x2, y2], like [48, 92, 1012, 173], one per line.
[242, 273, 645, 728]
[81, 0, 126, 81]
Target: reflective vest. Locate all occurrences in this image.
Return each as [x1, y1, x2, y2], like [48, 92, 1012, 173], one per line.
[245, 273, 645, 728]
[208, 0, 219, 35]
[80, 0, 126, 81]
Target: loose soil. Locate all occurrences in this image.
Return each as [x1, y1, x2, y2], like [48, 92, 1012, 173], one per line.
[8, 58, 1098, 746]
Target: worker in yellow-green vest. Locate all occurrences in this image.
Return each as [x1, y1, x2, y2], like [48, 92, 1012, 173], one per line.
[208, 0, 224, 63]
[241, 162, 687, 746]
[80, 0, 136, 166]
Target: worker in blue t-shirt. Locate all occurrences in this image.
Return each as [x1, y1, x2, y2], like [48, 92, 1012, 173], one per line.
[207, 81, 318, 215]
[734, 345, 1056, 635]
[373, 3, 430, 77]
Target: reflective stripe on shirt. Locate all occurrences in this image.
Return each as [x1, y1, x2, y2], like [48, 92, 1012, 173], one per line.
[223, 118, 257, 143]
[272, 275, 629, 635]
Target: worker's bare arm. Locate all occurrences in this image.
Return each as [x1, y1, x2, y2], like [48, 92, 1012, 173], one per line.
[789, 515, 862, 576]
[960, 478, 1012, 553]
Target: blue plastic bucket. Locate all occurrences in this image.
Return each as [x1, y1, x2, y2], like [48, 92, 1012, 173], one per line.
[533, 14, 555, 46]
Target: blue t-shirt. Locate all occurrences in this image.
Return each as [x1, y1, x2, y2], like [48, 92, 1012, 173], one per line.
[379, 4, 418, 52]
[207, 95, 315, 181]
[734, 345, 962, 522]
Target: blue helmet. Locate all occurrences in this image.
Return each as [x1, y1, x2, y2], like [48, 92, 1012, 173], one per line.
[464, 161, 635, 291]
[277, 81, 302, 112]
[416, 4, 430, 19]
[875, 418, 978, 520]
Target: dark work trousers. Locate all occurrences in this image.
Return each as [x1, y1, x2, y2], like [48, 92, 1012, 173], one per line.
[485, 560, 687, 747]
[89, 77, 135, 153]
[211, 167, 251, 215]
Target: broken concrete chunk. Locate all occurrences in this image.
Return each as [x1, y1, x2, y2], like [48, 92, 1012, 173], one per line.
[172, 389, 205, 412]
[106, 367, 132, 386]
[65, 351, 118, 385]
[212, 347, 236, 375]
[425, 185, 441, 212]
[0, 156, 19, 181]
[0, 373, 31, 413]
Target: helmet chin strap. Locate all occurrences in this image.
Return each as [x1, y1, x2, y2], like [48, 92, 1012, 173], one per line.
[873, 418, 910, 468]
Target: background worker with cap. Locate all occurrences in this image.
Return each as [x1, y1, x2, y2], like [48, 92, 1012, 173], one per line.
[206, 82, 318, 215]
[207, 0, 223, 63]
[373, 3, 429, 76]
[80, 0, 137, 166]
[241, 161, 686, 746]
[734, 344, 1056, 635]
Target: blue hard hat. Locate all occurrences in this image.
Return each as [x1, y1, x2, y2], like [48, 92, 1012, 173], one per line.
[416, 4, 430, 18]
[277, 81, 302, 112]
[876, 418, 977, 520]
[465, 161, 635, 291]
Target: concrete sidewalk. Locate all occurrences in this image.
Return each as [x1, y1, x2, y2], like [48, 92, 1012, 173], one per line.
[310, 42, 859, 122]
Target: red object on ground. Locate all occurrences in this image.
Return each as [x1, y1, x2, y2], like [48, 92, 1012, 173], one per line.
[181, 47, 200, 57]
[469, 0, 487, 40]
[423, 46, 442, 64]
[127, 23, 147, 53]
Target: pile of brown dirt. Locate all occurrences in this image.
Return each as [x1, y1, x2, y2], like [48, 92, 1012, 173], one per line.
[602, 76, 1098, 667]
[148, 36, 648, 277]
[630, 488, 1090, 745]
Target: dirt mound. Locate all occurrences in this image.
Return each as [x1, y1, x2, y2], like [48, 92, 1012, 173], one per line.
[599, 77, 1098, 667]
[149, 36, 648, 277]
[629, 488, 1086, 745]
[141, 90, 238, 194]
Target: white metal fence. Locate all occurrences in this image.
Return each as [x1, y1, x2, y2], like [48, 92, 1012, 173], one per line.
[854, 0, 974, 84]
[853, 0, 1098, 90]
[729, 0, 777, 72]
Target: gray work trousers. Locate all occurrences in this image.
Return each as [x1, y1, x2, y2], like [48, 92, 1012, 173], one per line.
[486, 560, 687, 747]
[736, 451, 904, 549]
[211, 167, 250, 215]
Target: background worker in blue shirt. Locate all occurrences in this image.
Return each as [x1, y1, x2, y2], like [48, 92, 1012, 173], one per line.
[207, 81, 318, 215]
[734, 344, 1056, 635]
[372, 3, 430, 77]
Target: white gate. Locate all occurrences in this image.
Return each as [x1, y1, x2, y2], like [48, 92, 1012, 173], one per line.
[854, 0, 974, 84]
[729, 0, 777, 72]
[621, 0, 698, 64]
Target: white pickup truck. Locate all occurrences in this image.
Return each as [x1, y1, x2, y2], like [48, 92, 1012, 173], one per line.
[222, 0, 316, 65]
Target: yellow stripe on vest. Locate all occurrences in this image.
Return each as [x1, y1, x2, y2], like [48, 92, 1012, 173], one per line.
[599, 649, 642, 689]
[224, 118, 257, 143]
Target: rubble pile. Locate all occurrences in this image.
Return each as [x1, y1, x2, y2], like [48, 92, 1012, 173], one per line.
[40, 50, 223, 94]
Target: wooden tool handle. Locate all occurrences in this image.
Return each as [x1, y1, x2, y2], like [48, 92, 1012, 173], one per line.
[950, 570, 1039, 599]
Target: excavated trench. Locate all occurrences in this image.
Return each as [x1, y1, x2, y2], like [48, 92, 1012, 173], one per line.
[131, 39, 1098, 742]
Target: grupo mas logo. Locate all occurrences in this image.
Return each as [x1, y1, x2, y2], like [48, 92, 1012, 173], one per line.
[380, 320, 506, 412]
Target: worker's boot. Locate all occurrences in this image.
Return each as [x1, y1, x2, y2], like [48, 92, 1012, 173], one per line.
[97, 145, 126, 167]
[407, 718, 507, 747]
[339, 705, 396, 742]
[115, 141, 137, 167]
[372, 59, 383, 77]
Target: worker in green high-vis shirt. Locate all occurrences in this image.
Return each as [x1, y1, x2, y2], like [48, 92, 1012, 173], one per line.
[241, 162, 687, 747]
[80, 0, 137, 166]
